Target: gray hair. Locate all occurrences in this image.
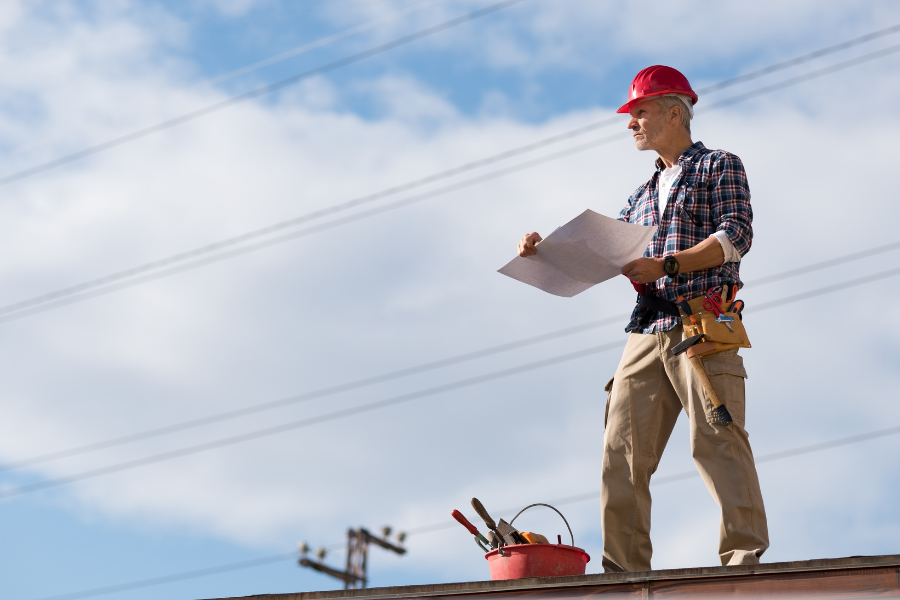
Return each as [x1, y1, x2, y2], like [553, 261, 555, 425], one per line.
[655, 94, 693, 133]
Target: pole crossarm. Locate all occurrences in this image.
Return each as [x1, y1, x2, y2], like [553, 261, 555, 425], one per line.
[361, 529, 407, 555]
[298, 558, 364, 586]
[299, 526, 407, 589]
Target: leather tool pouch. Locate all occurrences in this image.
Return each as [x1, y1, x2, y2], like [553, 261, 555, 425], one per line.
[681, 294, 751, 357]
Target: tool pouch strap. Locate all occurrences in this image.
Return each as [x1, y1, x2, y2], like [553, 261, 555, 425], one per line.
[681, 294, 751, 357]
[637, 292, 680, 317]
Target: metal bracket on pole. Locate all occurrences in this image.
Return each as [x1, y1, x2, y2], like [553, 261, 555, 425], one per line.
[298, 526, 406, 589]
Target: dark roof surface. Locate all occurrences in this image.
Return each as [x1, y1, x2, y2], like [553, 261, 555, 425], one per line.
[206, 554, 900, 600]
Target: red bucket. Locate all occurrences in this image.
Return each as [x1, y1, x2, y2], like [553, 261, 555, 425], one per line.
[482, 503, 590, 580]
[485, 543, 590, 580]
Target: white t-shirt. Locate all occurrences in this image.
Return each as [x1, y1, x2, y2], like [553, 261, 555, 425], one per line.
[658, 163, 741, 263]
[658, 164, 681, 217]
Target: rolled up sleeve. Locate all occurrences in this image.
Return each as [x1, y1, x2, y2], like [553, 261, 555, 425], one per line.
[710, 153, 753, 258]
[713, 230, 742, 263]
[618, 197, 634, 223]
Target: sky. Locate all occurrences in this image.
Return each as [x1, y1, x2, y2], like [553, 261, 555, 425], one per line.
[1, 1, 900, 599]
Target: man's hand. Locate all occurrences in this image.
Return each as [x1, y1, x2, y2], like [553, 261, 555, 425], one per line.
[622, 257, 664, 284]
[517, 232, 543, 257]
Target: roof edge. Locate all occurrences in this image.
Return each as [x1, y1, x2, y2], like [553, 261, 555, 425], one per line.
[206, 554, 900, 600]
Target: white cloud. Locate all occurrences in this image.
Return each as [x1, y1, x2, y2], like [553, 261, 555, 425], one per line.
[0, 0, 900, 590]
[378, 0, 900, 79]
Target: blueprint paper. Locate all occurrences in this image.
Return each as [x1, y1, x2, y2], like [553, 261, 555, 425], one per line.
[498, 210, 657, 297]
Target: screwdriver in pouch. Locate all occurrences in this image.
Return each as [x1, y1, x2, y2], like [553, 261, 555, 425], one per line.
[677, 296, 698, 325]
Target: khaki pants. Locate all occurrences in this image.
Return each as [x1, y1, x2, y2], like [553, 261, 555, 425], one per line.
[600, 326, 769, 572]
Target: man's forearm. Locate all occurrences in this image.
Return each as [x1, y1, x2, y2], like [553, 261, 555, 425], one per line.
[622, 235, 730, 283]
[674, 235, 726, 274]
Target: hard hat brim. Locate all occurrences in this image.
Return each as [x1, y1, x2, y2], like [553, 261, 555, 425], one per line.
[616, 90, 698, 114]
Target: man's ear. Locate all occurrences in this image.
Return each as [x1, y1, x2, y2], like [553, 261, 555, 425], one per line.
[670, 105, 682, 126]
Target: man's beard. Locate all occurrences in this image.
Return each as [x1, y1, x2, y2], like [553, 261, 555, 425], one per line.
[633, 127, 658, 151]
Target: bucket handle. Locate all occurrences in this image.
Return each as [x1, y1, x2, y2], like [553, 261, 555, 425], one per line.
[509, 503, 575, 547]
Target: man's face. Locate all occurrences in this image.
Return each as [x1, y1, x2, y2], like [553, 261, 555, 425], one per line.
[627, 99, 665, 151]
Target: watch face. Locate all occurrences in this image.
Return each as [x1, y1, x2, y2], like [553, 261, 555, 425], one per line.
[664, 257, 678, 276]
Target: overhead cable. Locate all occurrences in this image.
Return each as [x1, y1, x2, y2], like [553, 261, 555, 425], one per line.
[0, 133, 624, 324]
[30, 551, 298, 600]
[0, 0, 526, 188]
[695, 22, 900, 94]
[5, 235, 899, 474]
[745, 239, 900, 287]
[750, 266, 900, 312]
[404, 423, 900, 535]
[0, 314, 627, 473]
[3, 265, 899, 499]
[203, 14, 900, 92]
[5, 13, 895, 192]
[699, 41, 900, 113]
[0, 118, 620, 320]
[0, 342, 626, 500]
[3, 37, 899, 324]
[200, 0, 453, 88]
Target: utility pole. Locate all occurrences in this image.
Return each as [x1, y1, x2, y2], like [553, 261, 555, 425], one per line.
[299, 526, 406, 589]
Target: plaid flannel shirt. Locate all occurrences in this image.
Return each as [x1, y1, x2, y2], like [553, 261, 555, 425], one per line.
[619, 141, 753, 334]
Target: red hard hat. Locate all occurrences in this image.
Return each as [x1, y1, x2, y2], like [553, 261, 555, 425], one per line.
[616, 65, 698, 114]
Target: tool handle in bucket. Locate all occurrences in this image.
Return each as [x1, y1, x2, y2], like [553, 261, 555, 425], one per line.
[471, 498, 497, 531]
[451, 510, 479, 536]
[509, 503, 575, 546]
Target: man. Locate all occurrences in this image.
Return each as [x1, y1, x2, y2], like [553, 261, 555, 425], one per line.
[516, 65, 769, 571]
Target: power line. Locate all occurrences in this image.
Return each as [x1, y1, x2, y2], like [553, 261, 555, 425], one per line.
[699, 42, 900, 113]
[695, 22, 900, 94]
[0, 341, 626, 500]
[6, 233, 899, 474]
[30, 551, 298, 600]
[207, 14, 900, 95]
[6, 12, 894, 194]
[407, 423, 900, 535]
[0, 0, 525, 188]
[0, 121, 621, 320]
[528, 424, 900, 504]
[3, 264, 898, 499]
[0, 132, 625, 324]
[199, 0, 453, 88]
[2, 24, 899, 322]
[0, 314, 627, 473]
[32, 421, 900, 600]
[4, 23, 900, 500]
[745, 239, 900, 287]
[749, 265, 900, 313]
[754, 425, 900, 463]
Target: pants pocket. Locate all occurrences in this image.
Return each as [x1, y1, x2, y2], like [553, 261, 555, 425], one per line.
[604, 376, 615, 430]
[701, 351, 748, 425]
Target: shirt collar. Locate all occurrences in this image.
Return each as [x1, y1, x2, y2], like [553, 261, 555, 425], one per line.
[654, 141, 706, 171]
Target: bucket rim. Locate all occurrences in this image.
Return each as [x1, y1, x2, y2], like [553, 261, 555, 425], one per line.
[484, 543, 589, 561]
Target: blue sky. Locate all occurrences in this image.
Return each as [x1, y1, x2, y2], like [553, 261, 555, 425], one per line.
[1, 1, 900, 599]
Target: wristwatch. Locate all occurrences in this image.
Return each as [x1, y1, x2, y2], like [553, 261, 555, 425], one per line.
[663, 255, 680, 278]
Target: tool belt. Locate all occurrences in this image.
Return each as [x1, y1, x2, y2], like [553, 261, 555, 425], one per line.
[632, 282, 751, 358]
[677, 291, 751, 358]
[636, 292, 680, 317]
